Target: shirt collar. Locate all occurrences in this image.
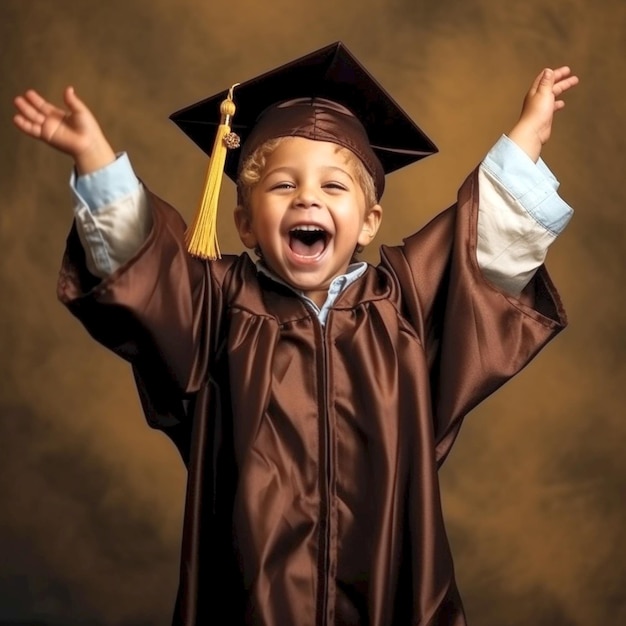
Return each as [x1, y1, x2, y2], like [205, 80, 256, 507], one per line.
[256, 260, 368, 324]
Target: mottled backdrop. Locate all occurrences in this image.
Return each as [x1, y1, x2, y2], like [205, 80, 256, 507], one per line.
[1, 0, 625, 624]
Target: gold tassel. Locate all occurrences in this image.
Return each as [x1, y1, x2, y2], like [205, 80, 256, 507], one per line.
[185, 84, 240, 260]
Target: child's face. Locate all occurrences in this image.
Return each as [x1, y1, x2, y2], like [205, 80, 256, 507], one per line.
[235, 137, 382, 305]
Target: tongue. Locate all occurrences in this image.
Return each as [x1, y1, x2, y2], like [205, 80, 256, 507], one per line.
[290, 235, 325, 257]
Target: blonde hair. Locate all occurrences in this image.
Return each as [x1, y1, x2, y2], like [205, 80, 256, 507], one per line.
[237, 137, 378, 209]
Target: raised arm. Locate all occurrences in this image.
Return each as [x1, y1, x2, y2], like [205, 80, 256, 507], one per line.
[475, 66, 579, 296]
[13, 87, 115, 175]
[14, 88, 151, 278]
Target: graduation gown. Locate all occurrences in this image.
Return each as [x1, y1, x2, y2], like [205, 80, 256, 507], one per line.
[57, 169, 567, 626]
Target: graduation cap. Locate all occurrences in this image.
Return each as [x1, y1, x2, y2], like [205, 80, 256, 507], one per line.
[170, 41, 437, 259]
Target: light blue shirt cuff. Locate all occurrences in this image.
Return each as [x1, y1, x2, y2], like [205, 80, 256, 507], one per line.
[70, 152, 140, 211]
[482, 134, 573, 235]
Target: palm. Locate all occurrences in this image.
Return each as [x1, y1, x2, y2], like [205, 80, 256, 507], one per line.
[42, 107, 90, 153]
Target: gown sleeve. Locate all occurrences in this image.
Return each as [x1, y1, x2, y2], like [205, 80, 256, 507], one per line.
[379, 169, 568, 465]
[57, 191, 232, 460]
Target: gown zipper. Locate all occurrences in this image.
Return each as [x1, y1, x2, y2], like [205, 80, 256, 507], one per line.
[314, 312, 333, 626]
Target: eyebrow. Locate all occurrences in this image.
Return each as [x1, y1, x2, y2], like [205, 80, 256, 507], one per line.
[262, 165, 355, 182]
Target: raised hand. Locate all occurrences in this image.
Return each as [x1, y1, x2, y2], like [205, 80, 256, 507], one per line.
[13, 87, 115, 174]
[508, 67, 579, 162]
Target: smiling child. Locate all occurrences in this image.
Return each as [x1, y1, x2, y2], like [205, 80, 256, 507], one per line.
[13, 43, 578, 626]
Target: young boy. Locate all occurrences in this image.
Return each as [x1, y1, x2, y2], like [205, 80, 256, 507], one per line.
[13, 43, 577, 626]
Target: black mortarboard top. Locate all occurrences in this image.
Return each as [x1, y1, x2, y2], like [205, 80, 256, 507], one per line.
[170, 42, 437, 259]
[170, 41, 437, 183]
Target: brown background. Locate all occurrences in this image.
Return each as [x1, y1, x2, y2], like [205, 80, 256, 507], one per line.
[1, 0, 625, 624]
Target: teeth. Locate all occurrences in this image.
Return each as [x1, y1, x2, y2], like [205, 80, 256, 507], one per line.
[290, 225, 325, 232]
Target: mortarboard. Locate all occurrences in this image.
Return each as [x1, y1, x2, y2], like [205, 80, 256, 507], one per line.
[170, 41, 437, 259]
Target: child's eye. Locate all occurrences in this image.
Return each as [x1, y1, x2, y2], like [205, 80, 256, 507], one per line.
[271, 182, 296, 190]
[323, 182, 348, 191]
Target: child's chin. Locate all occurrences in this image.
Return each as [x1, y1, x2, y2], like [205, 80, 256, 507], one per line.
[280, 269, 331, 293]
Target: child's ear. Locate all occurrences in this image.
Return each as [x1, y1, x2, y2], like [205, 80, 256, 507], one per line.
[234, 205, 258, 249]
[357, 204, 383, 247]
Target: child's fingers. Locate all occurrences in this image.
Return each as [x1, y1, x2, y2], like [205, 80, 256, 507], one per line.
[544, 67, 578, 96]
[530, 66, 577, 94]
[22, 89, 66, 119]
[23, 89, 54, 115]
[554, 75, 579, 97]
[527, 69, 547, 94]
[13, 112, 42, 138]
[536, 68, 556, 93]
[13, 94, 46, 125]
[552, 66, 573, 82]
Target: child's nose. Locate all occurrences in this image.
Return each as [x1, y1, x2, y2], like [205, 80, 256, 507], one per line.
[292, 185, 322, 209]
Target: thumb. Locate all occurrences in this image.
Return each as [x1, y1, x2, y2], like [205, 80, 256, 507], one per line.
[63, 86, 86, 114]
[537, 68, 555, 92]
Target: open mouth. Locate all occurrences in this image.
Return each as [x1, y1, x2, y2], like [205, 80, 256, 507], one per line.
[288, 226, 329, 258]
